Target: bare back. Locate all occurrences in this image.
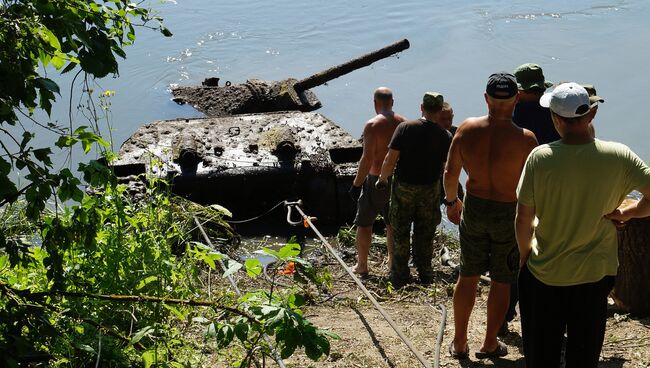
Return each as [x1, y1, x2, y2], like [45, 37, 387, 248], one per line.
[363, 112, 407, 176]
[452, 116, 537, 202]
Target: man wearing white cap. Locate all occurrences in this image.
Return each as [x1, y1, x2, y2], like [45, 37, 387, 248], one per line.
[516, 82, 650, 368]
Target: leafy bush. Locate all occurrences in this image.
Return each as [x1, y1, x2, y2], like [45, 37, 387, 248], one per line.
[0, 3, 339, 366]
[0, 180, 338, 367]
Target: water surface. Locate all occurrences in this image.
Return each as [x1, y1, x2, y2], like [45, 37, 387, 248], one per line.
[19, 0, 649, 198]
[38, 0, 647, 157]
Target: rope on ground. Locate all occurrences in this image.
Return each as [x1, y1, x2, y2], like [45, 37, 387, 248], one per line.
[431, 304, 447, 368]
[226, 200, 289, 224]
[289, 204, 434, 368]
[193, 216, 287, 368]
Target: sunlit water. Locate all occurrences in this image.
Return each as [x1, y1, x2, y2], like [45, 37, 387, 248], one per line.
[15, 0, 650, 232]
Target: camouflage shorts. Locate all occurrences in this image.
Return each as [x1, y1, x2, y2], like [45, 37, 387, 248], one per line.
[459, 193, 519, 283]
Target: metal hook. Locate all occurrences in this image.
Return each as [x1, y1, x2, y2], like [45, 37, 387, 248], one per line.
[284, 200, 304, 226]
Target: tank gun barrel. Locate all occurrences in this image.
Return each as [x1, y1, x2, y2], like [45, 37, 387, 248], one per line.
[293, 38, 410, 93]
[170, 39, 411, 116]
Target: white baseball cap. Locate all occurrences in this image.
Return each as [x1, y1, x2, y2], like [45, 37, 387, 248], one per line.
[540, 82, 591, 118]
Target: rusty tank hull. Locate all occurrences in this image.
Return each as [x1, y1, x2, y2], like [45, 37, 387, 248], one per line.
[114, 40, 412, 234]
[114, 111, 362, 234]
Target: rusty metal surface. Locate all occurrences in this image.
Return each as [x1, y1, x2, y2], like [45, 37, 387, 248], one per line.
[169, 39, 409, 117]
[114, 111, 361, 233]
[115, 111, 360, 177]
[171, 79, 322, 117]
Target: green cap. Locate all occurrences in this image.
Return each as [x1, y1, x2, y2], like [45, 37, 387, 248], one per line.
[514, 63, 554, 91]
[582, 84, 605, 105]
[422, 92, 444, 111]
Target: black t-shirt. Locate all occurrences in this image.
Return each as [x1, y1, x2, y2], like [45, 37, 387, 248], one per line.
[513, 101, 559, 145]
[388, 118, 452, 185]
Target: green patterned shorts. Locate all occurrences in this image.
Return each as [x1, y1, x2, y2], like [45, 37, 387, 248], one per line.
[459, 193, 519, 283]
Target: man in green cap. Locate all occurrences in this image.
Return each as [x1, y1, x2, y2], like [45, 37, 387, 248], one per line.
[513, 63, 559, 144]
[375, 92, 451, 288]
[582, 84, 605, 137]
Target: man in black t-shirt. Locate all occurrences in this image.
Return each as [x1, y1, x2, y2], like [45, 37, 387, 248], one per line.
[376, 92, 452, 288]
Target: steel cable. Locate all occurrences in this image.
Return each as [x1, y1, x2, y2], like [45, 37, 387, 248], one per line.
[289, 204, 433, 368]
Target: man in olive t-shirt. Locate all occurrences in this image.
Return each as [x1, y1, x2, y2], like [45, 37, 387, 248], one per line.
[516, 82, 650, 368]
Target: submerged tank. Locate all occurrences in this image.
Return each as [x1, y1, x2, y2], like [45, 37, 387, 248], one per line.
[114, 112, 361, 233]
[113, 39, 410, 234]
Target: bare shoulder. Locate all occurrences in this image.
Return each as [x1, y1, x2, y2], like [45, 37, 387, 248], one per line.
[363, 115, 383, 132]
[521, 127, 539, 147]
[393, 113, 408, 123]
[457, 116, 485, 134]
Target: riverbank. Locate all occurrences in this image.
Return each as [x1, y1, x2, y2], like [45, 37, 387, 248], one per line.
[206, 230, 650, 367]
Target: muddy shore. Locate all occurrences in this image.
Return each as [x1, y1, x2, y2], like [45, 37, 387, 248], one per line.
[205, 231, 650, 367]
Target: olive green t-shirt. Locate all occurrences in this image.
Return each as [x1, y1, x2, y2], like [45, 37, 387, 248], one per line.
[517, 139, 650, 286]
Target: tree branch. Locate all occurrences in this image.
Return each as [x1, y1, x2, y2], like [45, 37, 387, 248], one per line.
[0, 281, 257, 322]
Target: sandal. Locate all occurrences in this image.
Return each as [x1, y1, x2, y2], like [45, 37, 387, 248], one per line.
[449, 340, 469, 359]
[353, 270, 369, 279]
[475, 340, 508, 359]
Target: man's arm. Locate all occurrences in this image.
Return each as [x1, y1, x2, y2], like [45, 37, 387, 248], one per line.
[605, 181, 650, 222]
[443, 133, 463, 224]
[376, 148, 400, 189]
[352, 122, 376, 187]
[515, 202, 536, 267]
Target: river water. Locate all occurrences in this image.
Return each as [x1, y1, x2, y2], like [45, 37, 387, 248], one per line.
[23, 0, 650, 195]
[88, 0, 649, 156]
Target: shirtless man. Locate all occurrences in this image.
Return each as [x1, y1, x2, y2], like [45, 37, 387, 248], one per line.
[444, 72, 538, 359]
[349, 87, 407, 275]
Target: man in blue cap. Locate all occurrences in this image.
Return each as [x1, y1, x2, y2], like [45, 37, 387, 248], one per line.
[500, 63, 556, 336]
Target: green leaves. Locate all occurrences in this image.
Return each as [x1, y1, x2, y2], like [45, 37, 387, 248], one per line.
[222, 259, 242, 279]
[0, 0, 173, 227]
[160, 27, 173, 37]
[261, 243, 301, 260]
[244, 258, 262, 277]
[57, 169, 83, 202]
[131, 326, 155, 345]
[2, 185, 340, 366]
[136, 275, 158, 290]
[34, 77, 60, 95]
[189, 243, 223, 270]
[141, 350, 155, 368]
[56, 126, 111, 154]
